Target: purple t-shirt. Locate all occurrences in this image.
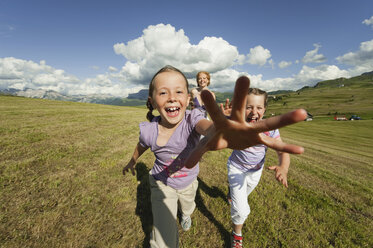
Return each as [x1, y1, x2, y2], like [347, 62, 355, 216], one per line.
[228, 129, 280, 172]
[139, 108, 205, 190]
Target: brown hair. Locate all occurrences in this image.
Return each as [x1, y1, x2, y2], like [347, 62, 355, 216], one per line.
[248, 88, 268, 107]
[146, 65, 189, 121]
[196, 71, 211, 86]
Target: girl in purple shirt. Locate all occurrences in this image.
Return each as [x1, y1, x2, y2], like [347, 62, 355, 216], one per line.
[123, 65, 307, 248]
[222, 88, 291, 248]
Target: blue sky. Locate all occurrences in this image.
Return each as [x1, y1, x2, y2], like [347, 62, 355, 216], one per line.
[1, 0, 372, 96]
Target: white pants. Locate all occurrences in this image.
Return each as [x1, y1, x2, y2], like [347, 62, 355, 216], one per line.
[227, 161, 263, 225]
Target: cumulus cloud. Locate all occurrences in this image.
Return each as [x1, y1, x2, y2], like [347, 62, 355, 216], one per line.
[362, 16, 373, 29]
[1, 23, 371, 98]
[207, 68, 249, 92]
[246, 45, 272, 66]
[0, 57, 142, 97]
[248, 64, 350, 92]
[0, 57, 80, 93]
[278, 61, 292, 69]
[207, 63, 350, 93]
[113, 23, 240, 81]
[336, 39, 373, 75]
[302, 44, 327, 64]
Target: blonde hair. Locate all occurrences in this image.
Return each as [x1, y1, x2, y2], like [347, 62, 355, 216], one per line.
[146, 65, 189, 121]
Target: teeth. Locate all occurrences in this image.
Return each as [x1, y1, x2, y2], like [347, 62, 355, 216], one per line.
[166, 107, 179, 111]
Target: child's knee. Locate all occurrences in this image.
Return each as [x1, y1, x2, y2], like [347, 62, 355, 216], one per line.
[231, 209, 250, 225]
[231, 203, 250, 224]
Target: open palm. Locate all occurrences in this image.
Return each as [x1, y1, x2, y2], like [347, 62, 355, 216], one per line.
[185, 76, 307, 168]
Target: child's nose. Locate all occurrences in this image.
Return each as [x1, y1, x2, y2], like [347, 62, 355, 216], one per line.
[168, 92, 177, 101]
[252, 108, 258, 115]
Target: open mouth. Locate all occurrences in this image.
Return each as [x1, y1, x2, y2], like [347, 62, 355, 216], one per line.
[246, 117, 259, 123]
[165, 106, 180, 117]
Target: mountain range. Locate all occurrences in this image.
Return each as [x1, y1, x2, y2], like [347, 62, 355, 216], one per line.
[1, 71, 372, 107]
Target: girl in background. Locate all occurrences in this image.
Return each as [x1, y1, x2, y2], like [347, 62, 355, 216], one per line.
[191, 71, 215, 113]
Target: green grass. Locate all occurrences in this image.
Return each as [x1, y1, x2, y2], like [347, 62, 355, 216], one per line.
[1, 95, 372, 247]
[265, 75, 373, 119]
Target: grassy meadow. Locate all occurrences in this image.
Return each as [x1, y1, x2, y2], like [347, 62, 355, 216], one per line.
[265, 75, 373, 119]
[1, 95, 372, 248]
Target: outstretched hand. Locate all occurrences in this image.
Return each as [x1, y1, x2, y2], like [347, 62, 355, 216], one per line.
[185, 76, 307, 168]
[268, 165, 288, 188]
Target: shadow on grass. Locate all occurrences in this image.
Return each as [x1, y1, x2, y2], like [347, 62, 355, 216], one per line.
[135, 162, 152, 248]
[196, 177, 230, 247]
[135, 164, 230, 247]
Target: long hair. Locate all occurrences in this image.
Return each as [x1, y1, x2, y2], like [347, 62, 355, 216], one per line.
[146, 65, 189, 121]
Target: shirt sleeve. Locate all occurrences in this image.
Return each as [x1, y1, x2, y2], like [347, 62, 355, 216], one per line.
[271, 129, 280, 139]
[139, 122, 150, 148]
[189, 108, 205, 128]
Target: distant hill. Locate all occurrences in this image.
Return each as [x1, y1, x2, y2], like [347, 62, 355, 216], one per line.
[266, 71, 373, 118]
[268, 90, 294, 95]
[1, 71, 372, 111]
[0, 88, 147, 107]
[127, 89, 148, 100]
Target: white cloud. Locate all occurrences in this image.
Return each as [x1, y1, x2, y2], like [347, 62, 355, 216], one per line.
[208, 68, 249, 92]
[246, 45, 272, 66]
[1, 23, 371, 98]
[252, 64, 350, 92]
[295, 65, 349, 85]
[113, 23, 240, 81]
[207, 63, 350, 93]
[302, 44, 327, 64]
[0, 57, 142, 97]
[336, 39, 373, 75]
[362, 16, 373, 29]
[0, 57, 80, 93]
[108, 66, 117, 72]
[236, 54, 246, 65]
[278, 61, 292, 69]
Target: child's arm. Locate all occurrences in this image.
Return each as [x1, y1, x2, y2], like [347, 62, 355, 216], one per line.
[122, 142, 148, 176]
[191, 88, 202, 107]
[195, 119, 213, 136]
[185, 76, 307, 168]
[268, 136, 290, 188]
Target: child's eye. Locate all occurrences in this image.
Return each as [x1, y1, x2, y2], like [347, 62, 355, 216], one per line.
[177, 90, 184, 94]
[159, 92, 167, 95]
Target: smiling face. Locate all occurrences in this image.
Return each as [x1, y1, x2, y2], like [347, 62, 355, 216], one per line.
[197, 72, 210, 88]
[245, 94, 266, 123]
[150, 71, 190, 128]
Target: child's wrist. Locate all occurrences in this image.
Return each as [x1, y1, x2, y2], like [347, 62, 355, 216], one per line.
[279, 165, 289, 172]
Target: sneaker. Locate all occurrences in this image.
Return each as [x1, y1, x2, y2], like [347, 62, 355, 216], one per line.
[181, 216, 192, 231]
[231, 232, 243, 248]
